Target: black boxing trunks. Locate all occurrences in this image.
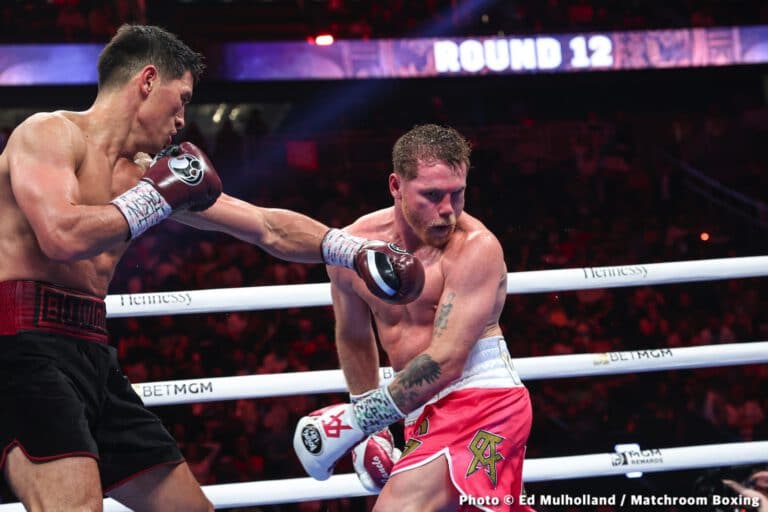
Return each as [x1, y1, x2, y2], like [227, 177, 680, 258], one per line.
[0, 280, 183, 491]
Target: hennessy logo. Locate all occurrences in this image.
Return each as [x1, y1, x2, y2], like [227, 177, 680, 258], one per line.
[321, 411, 353, 438]
[466, 430, 505, 487]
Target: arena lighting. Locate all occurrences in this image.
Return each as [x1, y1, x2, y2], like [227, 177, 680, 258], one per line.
[700, 232, 710, 241]
[314, 34, 334, 46]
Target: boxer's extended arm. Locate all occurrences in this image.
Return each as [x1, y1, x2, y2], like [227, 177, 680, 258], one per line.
[174, 194, 328, 263]
[328, 265, 380, 394]
[176, 197, 425, 304]
[386, 231, 506, 413]
[8, 114, 130, 261]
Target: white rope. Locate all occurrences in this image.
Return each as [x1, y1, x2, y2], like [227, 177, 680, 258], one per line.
[1, 441, 763, 510]
[105, 255, 768, 317]
[132, 341, 768, 406]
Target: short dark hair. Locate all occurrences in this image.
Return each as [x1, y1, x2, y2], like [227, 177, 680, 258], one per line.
[97, 24, 205, 90]
[392, 124, 471, 180]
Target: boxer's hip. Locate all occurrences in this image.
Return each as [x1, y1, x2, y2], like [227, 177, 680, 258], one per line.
[405, 336, 524, 426]
[0, 280, 108, 343]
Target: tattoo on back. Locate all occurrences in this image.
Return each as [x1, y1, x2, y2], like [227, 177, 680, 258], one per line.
[433, 292, 456, 338]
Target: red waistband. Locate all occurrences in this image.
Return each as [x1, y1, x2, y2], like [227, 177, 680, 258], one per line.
[0, 280, 107, 343]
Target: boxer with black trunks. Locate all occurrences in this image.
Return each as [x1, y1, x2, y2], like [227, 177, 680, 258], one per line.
[293, 124, 534, 511]
[0, 24, 423, 511]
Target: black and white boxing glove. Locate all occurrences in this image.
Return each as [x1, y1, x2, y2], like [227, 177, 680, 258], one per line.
[321, 229, 425, 304]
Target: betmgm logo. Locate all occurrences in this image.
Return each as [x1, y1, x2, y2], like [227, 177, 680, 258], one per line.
[611, 449, 663, 466]
[611, 453, 628, 466]
[168, 154, 204, 186]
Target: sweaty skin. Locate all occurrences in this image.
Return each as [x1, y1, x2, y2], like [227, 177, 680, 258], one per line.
[0, 143, 334, 300]
[0, 114, 139, 296]
[329, 159, 509, 413]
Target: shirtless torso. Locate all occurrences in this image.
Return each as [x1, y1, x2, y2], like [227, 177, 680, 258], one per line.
[335, 207, 505, 370]
[0, 111, 139, 296]
[304, 125, 533, 511]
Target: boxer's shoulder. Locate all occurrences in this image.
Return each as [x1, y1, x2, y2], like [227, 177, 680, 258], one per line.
[9, 111, 87, 161]
[344, 207, 394, 239]
[442, 213, 503, 268]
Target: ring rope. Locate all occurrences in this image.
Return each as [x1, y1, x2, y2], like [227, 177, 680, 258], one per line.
[4, 256, 761, 508]
[1, 441, 764, 511]
[132, 341, 768, 406]
[105, 255, 768, 317]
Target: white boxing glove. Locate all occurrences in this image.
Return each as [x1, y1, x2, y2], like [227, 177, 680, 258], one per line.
[352, 428, 402, 492]
[294, 387, 405, 481]
[293, 403, 365, 480]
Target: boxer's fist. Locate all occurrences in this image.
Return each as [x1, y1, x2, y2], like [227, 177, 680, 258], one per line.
[322, 230, 425, 304]
[354, 241, 425, 304]
[293, 404, 365, 481]
[144, 142, 222, 212]
[112, 142, 222, 239]
[352, 428, 401, 492]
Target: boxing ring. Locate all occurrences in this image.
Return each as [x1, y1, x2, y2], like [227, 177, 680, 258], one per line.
[3, 255, 768, 510]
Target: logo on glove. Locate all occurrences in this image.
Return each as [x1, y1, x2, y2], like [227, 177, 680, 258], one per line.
[301, 425, 323, 454]
[168, 155, 204, 186]
[387, 243, 408, 254]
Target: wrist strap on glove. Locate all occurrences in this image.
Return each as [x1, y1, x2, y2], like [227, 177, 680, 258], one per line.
[352, 386, 406, 436]
[350, 389, 376, 404]
[112, 180, 172, 240]
[322, 228, 365, 270]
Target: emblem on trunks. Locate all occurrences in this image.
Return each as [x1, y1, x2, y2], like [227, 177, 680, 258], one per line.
[466, 429, 505, 487]
[168, 154, 204, 185]
[401, 418, 429, 458]
[401, 438, 423, 458]
[301, 425, 323, 454]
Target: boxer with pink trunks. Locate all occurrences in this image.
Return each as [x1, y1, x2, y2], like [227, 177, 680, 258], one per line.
[294, 124, 535, 511]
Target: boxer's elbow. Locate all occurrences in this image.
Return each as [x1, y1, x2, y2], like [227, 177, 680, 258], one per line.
[37, 231, 81, 261]
[36, 216, 94, 261]
[439, 359, 465, 384]
[429, 347, 469, 384]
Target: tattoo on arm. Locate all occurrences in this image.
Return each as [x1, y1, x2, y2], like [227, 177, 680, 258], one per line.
[400, 354, 441, 387]
[389, 354, 442, 411]
[433, 292, 456, 338]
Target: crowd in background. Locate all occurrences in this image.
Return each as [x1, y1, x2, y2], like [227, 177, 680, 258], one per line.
[97, 80, 768, 511]
[0, 76, 766, 512]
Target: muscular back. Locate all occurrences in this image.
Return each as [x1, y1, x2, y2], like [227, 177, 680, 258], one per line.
[341, 208, 506, 370]
[0, 112, 138, 297]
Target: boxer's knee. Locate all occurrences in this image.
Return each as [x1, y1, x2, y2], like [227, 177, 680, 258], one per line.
[4, 447, 103, 512]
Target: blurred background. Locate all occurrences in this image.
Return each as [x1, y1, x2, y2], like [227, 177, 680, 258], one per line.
[1, 1, 768, 511]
